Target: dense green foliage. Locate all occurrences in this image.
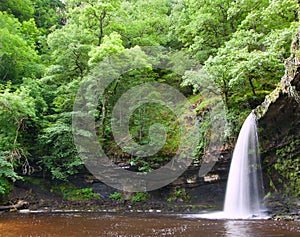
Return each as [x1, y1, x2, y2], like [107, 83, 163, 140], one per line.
[0, 0, 299, 198]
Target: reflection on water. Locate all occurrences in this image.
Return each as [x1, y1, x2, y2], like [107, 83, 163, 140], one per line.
[224, 220, 300, 237]
[0, 212, 299, 237]
[224, 221, 252, 237]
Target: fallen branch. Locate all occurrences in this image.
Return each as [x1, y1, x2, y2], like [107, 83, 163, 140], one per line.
[0, 201, 28, 211]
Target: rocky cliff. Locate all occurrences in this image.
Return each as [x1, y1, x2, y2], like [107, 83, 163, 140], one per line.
[254, 31, 300, 198]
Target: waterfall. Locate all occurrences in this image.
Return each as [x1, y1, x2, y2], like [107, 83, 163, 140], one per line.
[223, 112, 265, 218]
[184, 112, 267, 219]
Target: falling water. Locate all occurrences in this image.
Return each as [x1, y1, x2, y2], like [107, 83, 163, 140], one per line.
[223, 112, 265, 218]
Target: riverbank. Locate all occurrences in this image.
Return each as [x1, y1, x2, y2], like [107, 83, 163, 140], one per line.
[2, 175, 299, 221]
[0, 172, 217, 212]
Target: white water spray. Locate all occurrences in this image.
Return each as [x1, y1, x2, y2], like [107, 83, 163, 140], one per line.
[223, 112, 265, 218]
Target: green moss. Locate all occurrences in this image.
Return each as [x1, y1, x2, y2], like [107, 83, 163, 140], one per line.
[198, 203, 215, 209]
[254, 86, 281, 119]
[51, 183, 100, 201]
[272, 138, 300, 197]
[188, 94, 202, 104]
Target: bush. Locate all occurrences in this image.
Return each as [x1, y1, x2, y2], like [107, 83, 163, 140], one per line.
[62, 188, 100, 201]
[167, 188, 190, 202]
[52, 183, 100, 201]
[0, 152, 22, 199]
[131, 192, 149, 202]
[38, 118, 83, 181]
[109, 192, 123, 201]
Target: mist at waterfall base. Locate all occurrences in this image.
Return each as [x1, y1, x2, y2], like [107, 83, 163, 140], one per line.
[186, 112, 268, 219]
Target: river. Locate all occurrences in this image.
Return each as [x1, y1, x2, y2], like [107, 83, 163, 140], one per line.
[0, 212, 299, 237]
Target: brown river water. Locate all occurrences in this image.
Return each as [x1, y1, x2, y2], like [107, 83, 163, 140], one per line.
[0, 211, 300, 237]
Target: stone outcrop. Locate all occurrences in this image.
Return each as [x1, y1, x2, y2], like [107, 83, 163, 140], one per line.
[254, 31, 300, 197]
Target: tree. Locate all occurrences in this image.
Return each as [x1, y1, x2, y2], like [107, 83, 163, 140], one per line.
[0, 0, 34, 22]
[31, 0, 65, 31]
[46, 0, 123, 80]
[180, 0, 298, 136]
[120, 0, 173, 47]
[47, 22, 93, 80]
[170, 0, 244, 62]
[69, 0, 122, 46]
[0, 12, 42, 85]
[88, 31, 125, 67]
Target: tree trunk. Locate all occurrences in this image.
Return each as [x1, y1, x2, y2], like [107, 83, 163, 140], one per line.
[101, 95, 108, 137]
[222, 77, 229, 107]
[97, 10, 106, 46]
[249, 77, 256, 96]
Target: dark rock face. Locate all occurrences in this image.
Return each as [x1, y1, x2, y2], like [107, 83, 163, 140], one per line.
[259, 87, 300, 160]
[254, 34, 300, 198]
[258, 93, 300, 214]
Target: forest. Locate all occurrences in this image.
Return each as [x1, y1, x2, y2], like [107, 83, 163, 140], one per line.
[0, 0, 299, 202]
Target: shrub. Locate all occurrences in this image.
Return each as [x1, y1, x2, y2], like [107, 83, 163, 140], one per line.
[52, 184, 100, 201]
[109, 192, 123, 201]
[62, 188, 100, 201]
[131, 192, 149, 202]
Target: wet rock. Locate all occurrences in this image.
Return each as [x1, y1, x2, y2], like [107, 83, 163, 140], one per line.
[91, 182, 118, 199]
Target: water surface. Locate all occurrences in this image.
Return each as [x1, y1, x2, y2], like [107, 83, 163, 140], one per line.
[0, 212, 299, 237]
